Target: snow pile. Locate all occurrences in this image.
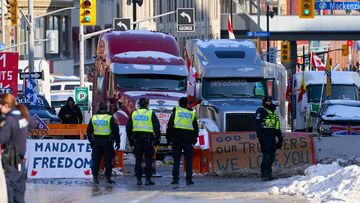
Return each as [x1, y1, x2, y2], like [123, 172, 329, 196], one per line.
[270, 162, 360, 202]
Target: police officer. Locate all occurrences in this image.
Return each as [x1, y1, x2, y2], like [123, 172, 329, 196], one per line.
[0, 93, 30, 203]
[255, 96, 283, 181]
[87, 102, 120, 185]
[167, 97, 199, 185]
[126, 98, 161, 186]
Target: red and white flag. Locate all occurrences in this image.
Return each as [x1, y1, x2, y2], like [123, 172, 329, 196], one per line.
[228, 15, 235, 39]
[185, 50, 198, 99]
[311, 51, 326, 71]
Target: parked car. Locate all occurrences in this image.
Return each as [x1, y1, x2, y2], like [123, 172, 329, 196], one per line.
[16, 94, 61, 124]
[315, 100, 360, 136]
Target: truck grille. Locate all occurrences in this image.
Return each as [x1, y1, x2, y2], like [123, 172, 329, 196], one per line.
[225, 113, 256, 132]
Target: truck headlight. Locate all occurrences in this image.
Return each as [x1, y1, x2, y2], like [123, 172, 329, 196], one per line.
[319, 123, 331, 135]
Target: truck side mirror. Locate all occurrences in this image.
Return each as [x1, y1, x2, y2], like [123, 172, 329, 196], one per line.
[195, 82, 202, 100]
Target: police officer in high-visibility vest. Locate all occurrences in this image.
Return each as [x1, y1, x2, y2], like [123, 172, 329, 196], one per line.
[126, 98, 161, 186]
[167, 97, 199, 185]
[87, 102, 120, 185]
[255, 96, 283, 181]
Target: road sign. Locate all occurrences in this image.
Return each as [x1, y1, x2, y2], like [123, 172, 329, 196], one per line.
[246, 32, 270, 38]
[20, 72, 43, 80]
[75, 87, 89, 110]
[0, 52, 19, 96]
[177, 8, 195, 32]
[113, 18, 131, 31]
[32, 114, 49, 130]
[316, 2, 360, 10]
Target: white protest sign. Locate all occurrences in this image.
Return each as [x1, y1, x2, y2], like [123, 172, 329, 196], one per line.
[119, 126, 127, 151]
[26, 140, 92, 179]
[194, 129, 209, 150]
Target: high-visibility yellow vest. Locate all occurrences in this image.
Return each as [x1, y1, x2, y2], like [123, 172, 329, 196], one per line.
[92, 114, 112, 136]
[174, 106, 195, 130]
[260, 106, 280, 130]
[132, 109, 154, 133]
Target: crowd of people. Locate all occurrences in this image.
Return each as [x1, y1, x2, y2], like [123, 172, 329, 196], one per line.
[0, 92, 284, 201]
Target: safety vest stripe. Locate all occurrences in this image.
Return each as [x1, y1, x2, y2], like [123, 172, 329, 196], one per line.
[92, 114, 112, 136]
[174, 106, 195, 130]
[132, 109, 154, 133]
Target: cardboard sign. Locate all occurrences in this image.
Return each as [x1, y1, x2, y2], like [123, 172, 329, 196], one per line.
[26, 140, 92, 178]
[209, 132, 315, 175]
[155, 112, 171, 134]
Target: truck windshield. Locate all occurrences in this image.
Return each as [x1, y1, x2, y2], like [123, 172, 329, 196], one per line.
[307, 84, 358, 102]
[116, 74, 186, 91]
[203, 78, 265, 98]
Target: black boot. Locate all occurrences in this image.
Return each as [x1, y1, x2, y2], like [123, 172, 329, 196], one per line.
[137, 178, 143, 185]
[93, 177, 99, 185]
[171, 178, 179, 185]
[106, 176, 115, 184]
[186, 178, 194, 185]
[145, 177, 155, 185]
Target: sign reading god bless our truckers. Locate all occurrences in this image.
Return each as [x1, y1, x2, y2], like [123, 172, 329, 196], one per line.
[26, 140, 92, 178]
[209, 132, 316, 175]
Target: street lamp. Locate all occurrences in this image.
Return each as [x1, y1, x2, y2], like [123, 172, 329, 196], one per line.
[266, 0, 270, 62]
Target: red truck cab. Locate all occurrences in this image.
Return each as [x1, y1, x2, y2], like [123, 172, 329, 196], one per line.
[92, 30, 187, 158]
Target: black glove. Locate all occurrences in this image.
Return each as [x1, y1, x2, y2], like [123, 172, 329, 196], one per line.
[115, 143, 120, 150]
[153, 139, 160, 146]
[276, 137, 283, 149]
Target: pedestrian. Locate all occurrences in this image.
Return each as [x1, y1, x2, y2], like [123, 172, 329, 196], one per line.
[167, 97, 199, 185]
[255, 96, 283, 181]
[126, 98, 161, 186]
[87, 102, 120, 185]
[58, 97, 83, 124]
[0, 93, 30, 203]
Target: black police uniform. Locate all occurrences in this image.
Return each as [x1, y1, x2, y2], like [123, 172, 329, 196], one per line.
[0, 109, 29, 203]
[166, 106, 199, 185]
[126, 107, 161, 185]
[87, 109, 120, 184]
[255, 97, 283, 181]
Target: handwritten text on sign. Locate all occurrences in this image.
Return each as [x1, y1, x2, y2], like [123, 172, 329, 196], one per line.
[209, 132, 315, 174]
[27, 140, 92, 178]
[0, 52, 19, 96]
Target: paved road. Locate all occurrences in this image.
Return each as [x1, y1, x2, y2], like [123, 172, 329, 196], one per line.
[25, 165, 311, 203]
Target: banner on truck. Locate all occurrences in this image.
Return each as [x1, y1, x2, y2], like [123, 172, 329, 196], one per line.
[209, 132, 316, 175]
[26, 140, 92, 178]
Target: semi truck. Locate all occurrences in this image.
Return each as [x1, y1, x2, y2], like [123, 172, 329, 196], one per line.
[91, 30, 187, 158]
[185, 39, 287, 133]
[292, 71, 360, 131]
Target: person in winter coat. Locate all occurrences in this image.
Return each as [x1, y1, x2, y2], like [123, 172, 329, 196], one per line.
[166, 97, 199, 185]
[0, 93, 30, 203]
[255, 95, 283, 181]
[87, 102, 120, 185]
[58, 97, 83, 124]
[126, 98, 161, 186]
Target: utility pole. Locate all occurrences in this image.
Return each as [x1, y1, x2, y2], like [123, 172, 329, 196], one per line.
[132, 0, 137, 29]
[266, 0, 270, 62]
[1, 0, 5, 44]
[28, 0, 35, 72]
[79, 25, 85, 87]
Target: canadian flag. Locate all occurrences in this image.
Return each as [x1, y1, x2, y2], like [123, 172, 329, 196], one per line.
[311, 51, 326, 71]
[185, 50, 198, 100]
[228, 15, 235, 39]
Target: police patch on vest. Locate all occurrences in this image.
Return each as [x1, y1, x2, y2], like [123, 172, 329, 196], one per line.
[134, 115, 149, 121]
[93, 120, 108, 125]
[178, 112, 192, 118]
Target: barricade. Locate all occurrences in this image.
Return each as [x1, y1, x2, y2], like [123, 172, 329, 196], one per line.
[184, 147, 210, 175]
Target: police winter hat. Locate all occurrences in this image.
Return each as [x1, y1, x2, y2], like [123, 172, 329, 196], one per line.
[138, 98, 149, 108]
[179, 97, 189, 108]
[263, 95, 273, 102]
[99, 102, 108, 111]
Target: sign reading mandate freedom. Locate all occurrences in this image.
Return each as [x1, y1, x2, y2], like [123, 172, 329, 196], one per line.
[26, 140, 92, 178]
[209, 132, 316, 175]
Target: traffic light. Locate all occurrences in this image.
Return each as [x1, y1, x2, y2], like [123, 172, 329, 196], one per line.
[299, 0, 315, 19]
[342, 44, 349, 56]
[281, 41, 290, 63]
[6, 0, 18, 26]
[80, 0, 96, 26]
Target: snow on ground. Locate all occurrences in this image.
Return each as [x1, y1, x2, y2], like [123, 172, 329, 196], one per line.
[269, 162, 360, 202]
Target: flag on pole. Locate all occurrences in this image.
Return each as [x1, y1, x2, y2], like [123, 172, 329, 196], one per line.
[227, 15, 235, 39]
[25, 75, 38, 106]
[298, 71, 306, 102]
[325, 55, 331, 97]
[184, 50, 198, 98]
[311, 51, 326, 71]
